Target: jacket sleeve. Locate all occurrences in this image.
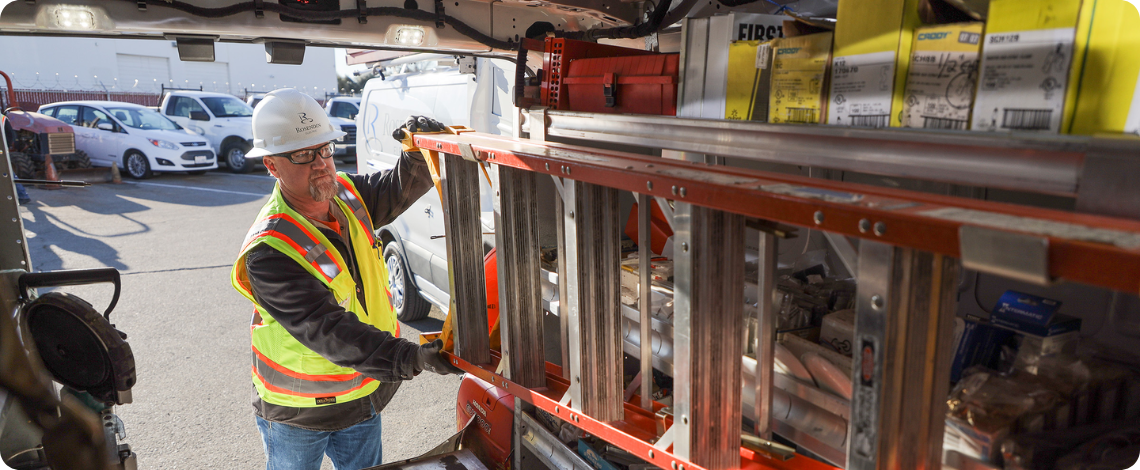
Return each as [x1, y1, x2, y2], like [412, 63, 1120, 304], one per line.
[245, 245, 423, 382]
[351, 150, 433, 228]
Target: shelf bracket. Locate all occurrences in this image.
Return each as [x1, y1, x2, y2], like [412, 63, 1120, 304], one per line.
[959, 225, 1050, 286]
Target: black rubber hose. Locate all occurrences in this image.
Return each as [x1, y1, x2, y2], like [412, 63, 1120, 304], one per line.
[128, 0, 515, 50]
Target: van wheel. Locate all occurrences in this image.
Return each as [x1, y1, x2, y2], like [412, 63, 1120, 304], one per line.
[124, 151, 152, 179]
[383, 243, 431, 322]
[223, 142, 251, 174]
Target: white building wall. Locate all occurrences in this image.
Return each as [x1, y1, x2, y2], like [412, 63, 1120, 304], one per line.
[0, 36, 337, 98]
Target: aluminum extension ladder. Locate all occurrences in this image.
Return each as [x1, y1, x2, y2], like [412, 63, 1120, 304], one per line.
[412, 110, 1140, 470]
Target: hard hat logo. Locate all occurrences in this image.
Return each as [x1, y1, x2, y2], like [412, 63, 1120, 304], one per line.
[246, 88, 346, 159]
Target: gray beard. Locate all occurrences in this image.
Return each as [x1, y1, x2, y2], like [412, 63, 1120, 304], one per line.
[309, 174, 337, 201]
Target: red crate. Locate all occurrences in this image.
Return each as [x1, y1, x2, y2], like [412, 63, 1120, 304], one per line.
[540, 38, 671, 113]
[564, 53, 679, 115]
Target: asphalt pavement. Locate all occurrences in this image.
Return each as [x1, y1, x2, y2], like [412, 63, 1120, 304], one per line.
[18, 163, 459, 469]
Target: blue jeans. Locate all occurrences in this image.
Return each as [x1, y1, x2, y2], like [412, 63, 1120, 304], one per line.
[255, 413, 383, 470]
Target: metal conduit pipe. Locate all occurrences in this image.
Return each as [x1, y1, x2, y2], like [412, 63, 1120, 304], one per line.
[618, 308, 848, 450]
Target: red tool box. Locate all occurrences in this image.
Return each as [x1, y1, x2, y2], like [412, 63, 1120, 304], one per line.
[540, 38, 679, 116]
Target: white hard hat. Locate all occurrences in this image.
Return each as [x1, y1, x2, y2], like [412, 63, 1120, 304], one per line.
[247, 88, 346, 158]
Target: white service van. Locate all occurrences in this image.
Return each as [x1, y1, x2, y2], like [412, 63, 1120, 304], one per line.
[356, 57, 516, 321]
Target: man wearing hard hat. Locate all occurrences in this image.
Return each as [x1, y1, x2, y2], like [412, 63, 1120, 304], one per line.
[230, 88, 461, 470]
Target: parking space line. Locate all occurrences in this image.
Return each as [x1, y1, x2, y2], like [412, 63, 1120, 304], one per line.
[129, 182, 269, 197]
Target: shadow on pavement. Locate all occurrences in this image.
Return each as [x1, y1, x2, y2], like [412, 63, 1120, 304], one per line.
[20, 200, 129, 272]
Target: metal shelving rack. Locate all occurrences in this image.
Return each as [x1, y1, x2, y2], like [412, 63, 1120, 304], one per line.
[413, 111, 1140, 470]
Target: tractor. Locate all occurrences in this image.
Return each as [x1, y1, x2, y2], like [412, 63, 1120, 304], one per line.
[1, 71, 90, 179]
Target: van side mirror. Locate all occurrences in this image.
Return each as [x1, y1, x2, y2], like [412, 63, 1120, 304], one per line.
[96, 122, 114, 131]
[190, 111, 210, 121]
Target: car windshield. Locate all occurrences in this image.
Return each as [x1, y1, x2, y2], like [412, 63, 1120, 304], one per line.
[201, 97, 253, 117]
[106, 107, 182, 131]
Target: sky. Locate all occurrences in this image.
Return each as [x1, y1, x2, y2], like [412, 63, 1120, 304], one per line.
[334, 48, 369, 79]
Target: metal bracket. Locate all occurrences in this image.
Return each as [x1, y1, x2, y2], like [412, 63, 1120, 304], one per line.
[136, 0, 146, 11]
[356, 0, 368, 24]
[458, 142, 477, 161]
[959, 225, 1050, 286]
[653, 425, 675, 450]
[602, 73, 617, 107]
[253, 0, 265, 18]
[434, 0, 446, 28]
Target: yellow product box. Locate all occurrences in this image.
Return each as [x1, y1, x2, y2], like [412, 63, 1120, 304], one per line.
[725, 40, 773, 121]
[901, 23, 984, 129]
[1066, 0, 1140, 134]
[971, 0, 1084, 132]
[827, 0, 923, 128]
[769, 32, 834, 124]
[1123, 3, 1140, 135]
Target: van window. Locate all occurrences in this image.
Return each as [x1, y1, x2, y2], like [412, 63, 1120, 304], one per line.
[168, 96, 207, 118]
[53, 106, 80, 125]
[201, 96, 252, 117]
[82, 107, 115, 130]
[331, 102, 358, 119]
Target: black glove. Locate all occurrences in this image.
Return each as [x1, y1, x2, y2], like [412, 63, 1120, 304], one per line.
[392, 115, 447, 150]
[415, 339, 464, 375]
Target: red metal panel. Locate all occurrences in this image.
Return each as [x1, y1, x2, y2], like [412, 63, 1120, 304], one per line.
[414, 132, 1140, 294]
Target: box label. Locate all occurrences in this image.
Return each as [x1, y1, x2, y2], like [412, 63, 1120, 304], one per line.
[903, 25, 983, 129]
[973, 27, 1076, 132]
[769, 33, 833, 124]
[828, 50, 896, 128]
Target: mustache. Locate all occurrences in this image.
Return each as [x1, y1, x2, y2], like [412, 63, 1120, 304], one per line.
[309, 169, 335, 182]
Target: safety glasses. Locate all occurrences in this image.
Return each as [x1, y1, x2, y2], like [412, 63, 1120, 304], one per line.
[279, 142, 335, 165]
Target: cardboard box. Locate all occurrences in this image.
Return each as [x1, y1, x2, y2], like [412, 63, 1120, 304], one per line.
[901, 22, 984, 129]
[769, 32, 834, 124]
[679, 13, 788, 120]
[972, 0, 1085, 132]
[1066, 0, 1140, 134]
[827, 0, 922, 127]
[724, 40, 774, 121]
[989, 290, 1080, 337]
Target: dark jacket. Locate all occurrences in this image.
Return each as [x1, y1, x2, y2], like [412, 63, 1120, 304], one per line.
[244, 151, 433, 431]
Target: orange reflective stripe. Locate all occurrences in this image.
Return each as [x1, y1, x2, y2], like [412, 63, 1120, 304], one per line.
[336, 175, 375, 245]
[252, 346, 361, 382]
[253, 365, 376, 398]
[243, 213, 346, 282]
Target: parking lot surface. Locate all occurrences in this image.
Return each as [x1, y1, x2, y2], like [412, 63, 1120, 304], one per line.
[18, 164, 458, 469]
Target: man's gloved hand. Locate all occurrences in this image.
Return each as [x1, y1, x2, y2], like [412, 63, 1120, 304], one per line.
[392, 115, 447, 152]
[415, 339, 465, 375]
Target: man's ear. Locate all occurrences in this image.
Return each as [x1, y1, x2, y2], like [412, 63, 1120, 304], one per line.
[263, 156, 279, 178]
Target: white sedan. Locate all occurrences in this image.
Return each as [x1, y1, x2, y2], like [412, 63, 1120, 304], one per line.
[38, 101, 217, 179]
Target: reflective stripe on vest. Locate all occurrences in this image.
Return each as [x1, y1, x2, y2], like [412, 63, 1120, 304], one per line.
[335, 174, 375, 245]
[242, 213, 344, 282]
[251, 346, 374, 398]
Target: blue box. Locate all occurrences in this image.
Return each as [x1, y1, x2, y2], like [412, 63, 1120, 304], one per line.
[578, 440, 620, 470]
[990, 291, 1080, 337]
[950, 317, 1017, 383]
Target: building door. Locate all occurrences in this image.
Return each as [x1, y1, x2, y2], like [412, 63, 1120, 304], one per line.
[116, 54, 171, 94]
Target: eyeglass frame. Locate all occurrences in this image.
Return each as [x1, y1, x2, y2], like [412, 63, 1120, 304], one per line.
[275, 142, 336, 165]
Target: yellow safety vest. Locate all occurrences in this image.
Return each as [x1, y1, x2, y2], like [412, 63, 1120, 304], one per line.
[231, 172, 400, 408]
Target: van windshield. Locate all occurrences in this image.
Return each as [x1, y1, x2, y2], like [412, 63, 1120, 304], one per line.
[201, 97, 253, 117]
[106, 107, 182, 131]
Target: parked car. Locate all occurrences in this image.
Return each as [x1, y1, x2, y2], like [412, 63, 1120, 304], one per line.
[159, 91, 255, 173]
[324, 96, 360, 163]
[245, 93, 267, 109]
[357, 57, 529, 321]
[38, 101, 216, 179]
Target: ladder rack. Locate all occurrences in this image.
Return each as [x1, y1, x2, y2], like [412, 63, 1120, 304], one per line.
[413, 118, 1140, 470]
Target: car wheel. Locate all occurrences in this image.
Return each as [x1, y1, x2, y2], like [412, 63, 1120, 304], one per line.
[123, 151, 152, 179]
[383, 243, 431, 322]
[69, 150, 92, 169]
[9, 152, 34, 179]
[223, 142, 251, 174]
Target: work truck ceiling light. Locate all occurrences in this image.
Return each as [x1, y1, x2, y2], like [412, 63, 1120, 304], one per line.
[394, 26, 426, 46]
[38, 5, 112, 31]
